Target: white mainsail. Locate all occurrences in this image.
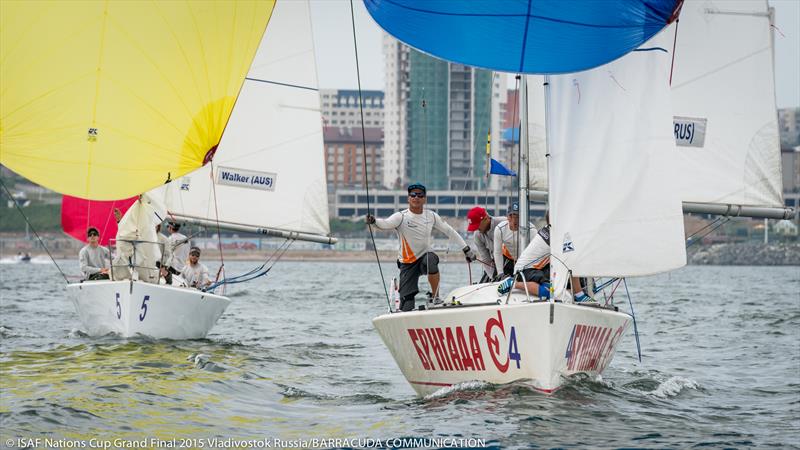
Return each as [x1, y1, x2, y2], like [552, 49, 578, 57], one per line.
[524, 0, 789, 219]
[548, 33, 687, 288]
[159, 0, 332, 241]
[670, 0, 782, 208]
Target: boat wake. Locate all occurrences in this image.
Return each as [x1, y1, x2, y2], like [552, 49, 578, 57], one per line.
[276, 383, 393, 404]
[187, 353, 226, 372]
[649, 375, 700, 398]
[424, 381, 494, 400]
[620, 370, 700, 398]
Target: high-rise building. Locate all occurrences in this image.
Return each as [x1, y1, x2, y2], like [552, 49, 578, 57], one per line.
[383, 34, 505, 191]
[382, 36, 409, 190]
[320, 89, 384, 129]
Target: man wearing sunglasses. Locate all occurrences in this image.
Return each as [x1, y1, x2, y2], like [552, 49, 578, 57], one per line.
[79, 227, 110, 281]
[180, 246, 211, 289]
[366, 183, 475, 311]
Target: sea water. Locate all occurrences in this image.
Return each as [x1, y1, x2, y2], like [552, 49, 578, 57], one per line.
[1, 260, 798, 449]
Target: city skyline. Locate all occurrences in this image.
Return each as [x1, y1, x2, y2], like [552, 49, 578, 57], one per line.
[310, 0, 800, 109]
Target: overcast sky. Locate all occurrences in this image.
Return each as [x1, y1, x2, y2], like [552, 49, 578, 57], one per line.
[310, 0, 800, 109]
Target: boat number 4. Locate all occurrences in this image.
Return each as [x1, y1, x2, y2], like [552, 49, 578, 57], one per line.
[139, 295, 150, 321]
[484, 311, 521, 372]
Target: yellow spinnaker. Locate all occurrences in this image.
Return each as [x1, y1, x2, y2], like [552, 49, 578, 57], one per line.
[0, 0, 275, 200]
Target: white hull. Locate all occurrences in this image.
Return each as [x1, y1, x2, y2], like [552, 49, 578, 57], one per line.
[66, 281, 231, 339]
[373, 283, 631, 396]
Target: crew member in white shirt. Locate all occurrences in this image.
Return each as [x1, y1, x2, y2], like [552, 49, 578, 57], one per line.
[493, 203, 535, 278]
[180, 246, 211, 289]
[367, 183, 475, 311]
[79, 227, 110, 280]
[466, 206, 504, 283]
[167, 221, 189, 274]
[498, 212, 591, 302]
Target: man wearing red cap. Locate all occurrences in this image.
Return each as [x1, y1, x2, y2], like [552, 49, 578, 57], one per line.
[466, 206, 503, 283]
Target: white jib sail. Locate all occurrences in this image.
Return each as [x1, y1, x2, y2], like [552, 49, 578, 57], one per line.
[115, 193, 167, 283]
[525, 75, 548, 191]
[670, 0, 782, 207]
[548, 32, 687, 294]
[159, 0, 331, 237]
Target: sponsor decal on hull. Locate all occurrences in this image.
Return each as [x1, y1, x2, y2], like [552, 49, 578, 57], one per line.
[407, 311, 521, 372]
[564, 324, 625, 373]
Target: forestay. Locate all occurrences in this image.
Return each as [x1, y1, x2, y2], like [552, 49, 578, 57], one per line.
[548, 33, 687, 289]
[0, 1, 274, 200]
[158, 0, 331, 238]
[670, 0, 782, 207]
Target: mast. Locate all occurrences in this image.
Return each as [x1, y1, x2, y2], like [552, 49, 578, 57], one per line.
[518, 76, 531, 249]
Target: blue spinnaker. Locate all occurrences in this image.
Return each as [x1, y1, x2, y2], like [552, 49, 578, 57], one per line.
[364, 0, 682, 74]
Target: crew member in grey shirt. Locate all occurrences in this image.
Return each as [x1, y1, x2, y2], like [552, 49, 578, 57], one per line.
[79, 227, 110, 280]
[466, 207, 504, 283]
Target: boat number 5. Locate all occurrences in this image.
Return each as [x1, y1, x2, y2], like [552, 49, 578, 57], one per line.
[139, 295, 150, 322]
[115, 293, 121, 320]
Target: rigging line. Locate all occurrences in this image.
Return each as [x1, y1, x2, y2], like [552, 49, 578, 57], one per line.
[244, 77, 318, 91]
[422, 88, 428, 188]
[208, 162, 225, 282]
[221, 237, 293, 283]
[484, 132, 489, 211]
[349, 0, 390, 308]
[511, 75, 522, 258]
[206, 238, 295, 291]
[622, 278, 642, 363]
[0, 179, 68, 283]
[669, 18, 679, 85]
[592, 217, 733, 299]
[686, 216, 725, 241]
[511, 75, 521, 214]
[687, 217, 731, 249]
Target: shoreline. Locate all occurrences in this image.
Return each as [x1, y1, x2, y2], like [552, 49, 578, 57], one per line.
[1, 238, 798, 265]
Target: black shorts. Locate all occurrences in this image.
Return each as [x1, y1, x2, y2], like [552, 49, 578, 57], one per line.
[517, 266, 549, 284]
[502, 256, 515, 277]
[397, 252, 439, 299]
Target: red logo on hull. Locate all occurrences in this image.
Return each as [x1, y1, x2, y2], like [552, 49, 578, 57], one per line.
[407, 310, 521, 372]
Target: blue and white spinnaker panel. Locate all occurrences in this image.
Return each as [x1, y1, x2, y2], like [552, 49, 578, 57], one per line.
[364, 0, 683, 74]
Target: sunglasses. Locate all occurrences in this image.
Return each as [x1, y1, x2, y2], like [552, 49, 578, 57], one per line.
[87, 232, 99, 237]
[190, 252, 200, 256]
[408, 192, 425, 198]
